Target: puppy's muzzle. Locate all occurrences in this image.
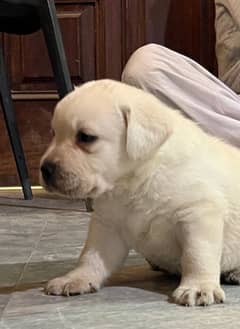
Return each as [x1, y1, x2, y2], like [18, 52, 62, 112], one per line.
[41, 161, 56, 186]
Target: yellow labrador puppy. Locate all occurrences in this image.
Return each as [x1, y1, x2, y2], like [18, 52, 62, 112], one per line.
[40, 79, 240, 306]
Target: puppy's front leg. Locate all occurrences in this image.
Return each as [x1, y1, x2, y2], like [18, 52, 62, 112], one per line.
[173, 206, 225, 306]
[46, 217, 129, 296]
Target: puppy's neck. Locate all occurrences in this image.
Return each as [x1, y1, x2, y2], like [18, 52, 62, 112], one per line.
[104, 153, 161, 200]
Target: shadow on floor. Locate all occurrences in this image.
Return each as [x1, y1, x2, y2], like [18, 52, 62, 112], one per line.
[0, 261, 179, 302]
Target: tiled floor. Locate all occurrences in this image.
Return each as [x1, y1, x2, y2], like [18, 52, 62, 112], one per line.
[1, 190, 240, 328]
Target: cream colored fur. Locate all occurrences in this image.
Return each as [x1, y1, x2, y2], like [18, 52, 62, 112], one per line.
[40, 79, 240, 306]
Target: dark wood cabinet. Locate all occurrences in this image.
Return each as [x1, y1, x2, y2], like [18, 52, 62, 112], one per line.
[0, 0, 216, 186]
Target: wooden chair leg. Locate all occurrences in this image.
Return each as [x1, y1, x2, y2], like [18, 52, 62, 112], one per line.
[38, 0, 73, 98]
[0, 47, 32, 200]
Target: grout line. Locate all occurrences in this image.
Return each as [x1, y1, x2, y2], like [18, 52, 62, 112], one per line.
[0, 296, 12, 325]
[0, 222, 50, 319]
[14, 219, 49, 289]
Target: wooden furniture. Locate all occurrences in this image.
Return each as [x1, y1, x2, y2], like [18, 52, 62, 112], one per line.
[0, 0, 216, 186]
[0, 0, 73, 198]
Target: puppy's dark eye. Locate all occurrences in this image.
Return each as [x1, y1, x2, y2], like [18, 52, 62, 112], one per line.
[76, 131, 98, 144]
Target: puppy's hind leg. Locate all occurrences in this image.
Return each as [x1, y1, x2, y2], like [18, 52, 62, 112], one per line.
[222, 268, 240, 285]
[45, 216, 129, 296]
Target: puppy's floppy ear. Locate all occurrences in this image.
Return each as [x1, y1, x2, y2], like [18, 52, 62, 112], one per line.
[121, 103, 170, 160]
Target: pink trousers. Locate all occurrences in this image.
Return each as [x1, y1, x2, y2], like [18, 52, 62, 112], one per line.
[122, 44, 240, 147]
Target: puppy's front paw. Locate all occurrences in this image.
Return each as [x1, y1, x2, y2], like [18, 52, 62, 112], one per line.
[172, 283, 225, 306]
[45, 275, 99, 296]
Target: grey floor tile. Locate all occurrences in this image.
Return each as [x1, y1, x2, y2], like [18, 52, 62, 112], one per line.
[0, 190, 86, 212]
[1, 191, 240, 329]
[2, 284, 240, 329]
[17, 259, 78, 285]
[0, 207, 47, 287]
[0, 264, 25, 288]
[30, 245, 83, 263]
[0, 295, 10, 320]
[1, 313, 68, 329]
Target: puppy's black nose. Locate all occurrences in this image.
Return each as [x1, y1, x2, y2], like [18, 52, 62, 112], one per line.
[41, 161, 56, 184]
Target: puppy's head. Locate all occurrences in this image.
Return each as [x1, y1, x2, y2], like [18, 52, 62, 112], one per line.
[40, 79, 170, 199]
